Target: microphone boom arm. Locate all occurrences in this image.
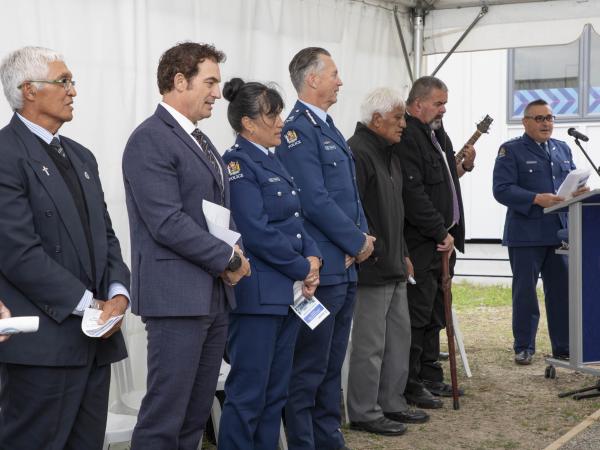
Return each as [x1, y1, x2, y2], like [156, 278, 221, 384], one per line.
[572, 137, 600, 178]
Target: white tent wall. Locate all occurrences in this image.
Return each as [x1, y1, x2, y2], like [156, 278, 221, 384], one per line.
[0, 0, 411, 265]
[0, 0, 411, 400]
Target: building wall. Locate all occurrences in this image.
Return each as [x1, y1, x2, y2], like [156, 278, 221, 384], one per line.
[426, 50, 600, 240]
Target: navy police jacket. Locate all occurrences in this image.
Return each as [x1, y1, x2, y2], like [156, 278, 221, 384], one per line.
[493, 133, 575, 247]
[276, 101, 368, 286]
[224, 136, 321, 315]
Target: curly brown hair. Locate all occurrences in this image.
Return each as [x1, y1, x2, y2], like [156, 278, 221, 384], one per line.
[157, 42, 226, 94]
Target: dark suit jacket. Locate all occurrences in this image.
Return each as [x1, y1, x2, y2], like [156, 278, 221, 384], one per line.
[0, 114, 130, 367]
[395, 114, 465, 271]
[122, 105, 236, 317]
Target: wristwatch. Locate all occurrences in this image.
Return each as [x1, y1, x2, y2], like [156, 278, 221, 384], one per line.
[227, 253, 242, 272]
[462, 162, 474, 172]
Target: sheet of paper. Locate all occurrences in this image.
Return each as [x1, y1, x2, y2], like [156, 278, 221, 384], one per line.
[202, 200, 241, 247]
[291, 281, 330, 330]
[556, 168, 590, 198]
[81, 308, 123, 338]
[202, 200, 230, 228]
[0, 316, 39, 334]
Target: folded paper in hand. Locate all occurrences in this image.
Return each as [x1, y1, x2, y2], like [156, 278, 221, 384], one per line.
[557, 169, 590, 199]
[291, 281, 330, 330]
[0, 316, 39, 335]
[82, 308, 123, 338]
[202, 200, 241, 247]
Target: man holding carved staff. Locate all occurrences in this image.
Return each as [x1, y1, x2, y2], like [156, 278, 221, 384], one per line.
[395, 76, 476, 408]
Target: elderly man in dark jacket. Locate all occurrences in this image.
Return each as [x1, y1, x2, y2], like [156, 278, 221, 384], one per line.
[347, 87, 429, 437]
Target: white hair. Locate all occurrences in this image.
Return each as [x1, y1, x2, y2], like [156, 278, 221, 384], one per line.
[360, 87, 405, 125]
[0, 46, 64, 111]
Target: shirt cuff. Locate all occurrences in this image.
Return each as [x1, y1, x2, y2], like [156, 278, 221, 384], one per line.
[109, 282, 131, 310]
[73, 289, 93, 316]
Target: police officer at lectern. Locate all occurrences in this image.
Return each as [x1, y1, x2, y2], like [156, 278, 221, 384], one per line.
[493, 99, 587, 366]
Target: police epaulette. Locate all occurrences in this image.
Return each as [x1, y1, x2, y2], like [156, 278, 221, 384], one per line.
[303, 109, 318, 126]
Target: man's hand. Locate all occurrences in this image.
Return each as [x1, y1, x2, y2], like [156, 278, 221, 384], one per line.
[462, 144, 476, 167]
[355, 234, 376, 263]
[534, 193, 565, 208]
[344, 255, 356, 269]
[0, 300, 11, 343]
[221, 246, 251, 286]
[437, 233, 454, 253]
[457, 144, 476, 177]
[98, 294, 129, 339]
[572, 185, 591, 198]
[405, 256, 414, 279]
[302, 256, 321, 298]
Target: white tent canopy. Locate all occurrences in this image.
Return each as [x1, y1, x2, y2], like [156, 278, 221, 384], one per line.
[422, 0, 600, 54]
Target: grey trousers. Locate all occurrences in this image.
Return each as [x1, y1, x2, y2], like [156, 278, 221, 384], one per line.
[347, 281, 411, 422]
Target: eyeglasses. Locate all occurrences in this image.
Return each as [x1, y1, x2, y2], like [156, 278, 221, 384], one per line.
[524, 114, 556, 123]
[17, 78, 76, 91]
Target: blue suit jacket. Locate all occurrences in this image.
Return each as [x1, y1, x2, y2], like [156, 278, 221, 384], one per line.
[123, 105, 237, 316]
[223, 136, 321, 315]
[0, 114, 130, 367]
[276, 101, 368, 286]
[493, 133, 575, 247]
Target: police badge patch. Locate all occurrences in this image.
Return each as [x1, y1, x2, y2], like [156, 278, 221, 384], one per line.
[227, 161, 241, 175]
[497, 147, 507, 158]
[285, 130, 298, 144]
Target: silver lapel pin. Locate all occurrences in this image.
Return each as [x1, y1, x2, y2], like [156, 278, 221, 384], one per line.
[42, 166, 50, 176]
[84, 171, 90, 180]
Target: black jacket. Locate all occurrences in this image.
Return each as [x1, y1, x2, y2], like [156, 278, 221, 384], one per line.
[349, 122, 408, 285]
[394, 114, 465, 271]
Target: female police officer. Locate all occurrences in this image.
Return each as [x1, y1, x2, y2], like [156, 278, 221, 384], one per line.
[217, 78, 321, 449]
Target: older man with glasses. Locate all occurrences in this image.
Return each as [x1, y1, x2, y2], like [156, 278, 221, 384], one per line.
[0, 46, 130, 448]
[493, 99, 588, 366]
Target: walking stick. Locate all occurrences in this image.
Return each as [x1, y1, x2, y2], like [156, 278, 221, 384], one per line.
[441, 249, 460, 410]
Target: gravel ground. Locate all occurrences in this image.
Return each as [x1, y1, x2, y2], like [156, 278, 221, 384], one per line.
[559, 420, 600, 449]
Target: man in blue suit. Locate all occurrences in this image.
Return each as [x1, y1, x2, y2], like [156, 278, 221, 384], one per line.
[277, 47, 375, 450]
[0, 46, 130, 449]
[122, 43, 250, 449]
[493, 99, 586, 365]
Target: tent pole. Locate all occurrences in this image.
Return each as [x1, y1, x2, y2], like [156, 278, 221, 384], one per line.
[394, 5, 414, 84]
[413, 7, 424, 79]
[431, 5, 489, 77]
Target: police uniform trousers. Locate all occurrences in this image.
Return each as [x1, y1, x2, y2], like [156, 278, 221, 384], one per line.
[218, 311, 300, 450]
[285, 282, 356, 450]
[347, 281, 411, 422]
[509, 246, 569, 356]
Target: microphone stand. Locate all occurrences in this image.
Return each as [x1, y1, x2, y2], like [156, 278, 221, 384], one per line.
[573, 137, 600, 177]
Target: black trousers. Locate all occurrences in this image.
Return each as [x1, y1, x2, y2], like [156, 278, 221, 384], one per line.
[0, 344, 111, 450]
[405, 251, 456, 393]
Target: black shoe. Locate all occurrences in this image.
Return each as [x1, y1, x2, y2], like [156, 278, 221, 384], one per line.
[384, 409, 430, 424]
[336, 447, 352, 450]
[552, 353, 569, 361]
[439, 351, 449, 361]
[515, 350, 533, 365]
[422, 380, 465, 397]
[350, 417, 407, 436]
[404, 388, 443, 409]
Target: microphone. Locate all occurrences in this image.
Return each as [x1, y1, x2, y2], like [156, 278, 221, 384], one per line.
[568, 128, 589, 142]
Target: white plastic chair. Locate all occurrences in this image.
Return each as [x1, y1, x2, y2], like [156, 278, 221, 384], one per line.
[102, 411, 137, 450]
